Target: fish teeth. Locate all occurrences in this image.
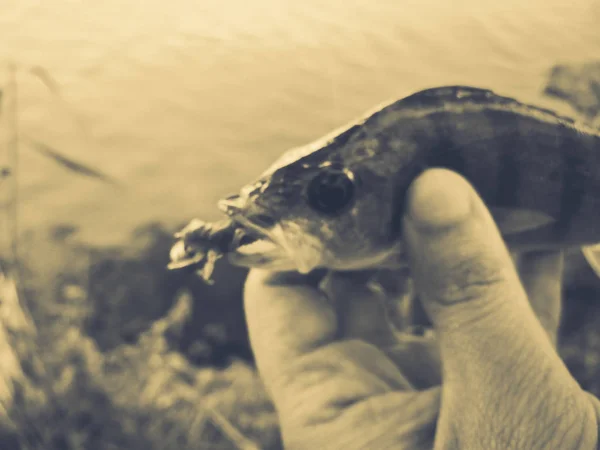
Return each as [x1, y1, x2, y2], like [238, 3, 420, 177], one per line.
[230, 228, 248, 251]
[235, 239, 279, 255]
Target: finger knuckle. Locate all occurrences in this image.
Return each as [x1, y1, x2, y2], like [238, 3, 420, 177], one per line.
[432, 256, 513, 306]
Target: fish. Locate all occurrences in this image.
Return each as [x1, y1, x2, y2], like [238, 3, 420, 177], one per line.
[168, 85, 600, 285]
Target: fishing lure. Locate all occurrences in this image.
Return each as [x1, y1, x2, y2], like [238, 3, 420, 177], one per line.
[169, 85, 600, 284]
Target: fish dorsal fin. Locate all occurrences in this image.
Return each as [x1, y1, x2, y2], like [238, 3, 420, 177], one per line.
[406, 85, 498, 101]
[394, 86, 579, 126]
[263, 86, 591, 179]
[582, 244, 600, 279]
[397, 86, 512, 108]
[489, 207, 556, 236]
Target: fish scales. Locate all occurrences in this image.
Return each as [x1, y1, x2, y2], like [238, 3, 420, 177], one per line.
[349, 88, 600, 246]
[170, 86, 600, 282]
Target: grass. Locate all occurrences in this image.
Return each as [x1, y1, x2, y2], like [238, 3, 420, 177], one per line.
[5, 227, 282, 450]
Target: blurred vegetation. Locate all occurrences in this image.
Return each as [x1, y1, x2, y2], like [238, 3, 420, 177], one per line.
[5, 226, 281, 450]
[2, 225, 599, 450]
[0, 60, 598, 449]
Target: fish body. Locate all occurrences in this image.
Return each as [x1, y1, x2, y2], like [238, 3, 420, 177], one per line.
[170, 86, 600, 281]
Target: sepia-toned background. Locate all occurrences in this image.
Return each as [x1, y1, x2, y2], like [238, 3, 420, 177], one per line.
[0, 0, 599, 448]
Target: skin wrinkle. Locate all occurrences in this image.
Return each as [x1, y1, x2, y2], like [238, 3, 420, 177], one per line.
[563, 389, 600, 450]
[275, 341, 409, 428]
[432, 287, 510, 336]
[491, 353, 535, 440]
[445, 380, 584, 450]
[538, 397, 578, 450]
[442, 342, 526, 446]
[331, 396, 386, 449]
[524, 351, 594, 449]
[408, 226, 518, 310]
[437, 289, 587, 449]
[426, 265, 511, 307]
[527, 388, 593, 450]
[449, 327, 592, 450]
[307, 390, 439, 450]
[274, 338, 441, 449]
[280, 367, 374, 426]
[509, 366, 565, 448]
[435, 294, 533, 386]
[569, 426, 587, 450]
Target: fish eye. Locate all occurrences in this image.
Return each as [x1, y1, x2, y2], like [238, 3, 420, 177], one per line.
[306, 167, 356, 215]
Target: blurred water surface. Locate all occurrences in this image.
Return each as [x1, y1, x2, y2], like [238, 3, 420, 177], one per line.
[0, 0, 598, 247]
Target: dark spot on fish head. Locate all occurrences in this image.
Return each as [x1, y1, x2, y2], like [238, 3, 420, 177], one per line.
[242, 170, 306, 225]
[306, 166, 356, 215]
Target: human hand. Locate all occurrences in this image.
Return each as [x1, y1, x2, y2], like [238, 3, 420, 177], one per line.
[244, 168, 600, 449]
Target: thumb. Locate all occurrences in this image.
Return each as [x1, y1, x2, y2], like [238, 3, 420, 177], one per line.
[401, 169, 591, 440]
[402, 169, 561, 360]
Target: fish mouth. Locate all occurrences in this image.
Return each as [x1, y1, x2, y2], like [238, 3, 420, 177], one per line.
[218, 198, 295, 270]
[227, 220, 298, 271]
[218, 195, 322, 272]
[228, 217, 284, 264]
[228, 216, 323, 273]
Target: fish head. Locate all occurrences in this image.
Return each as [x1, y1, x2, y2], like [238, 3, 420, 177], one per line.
[220, 127, 418, 274]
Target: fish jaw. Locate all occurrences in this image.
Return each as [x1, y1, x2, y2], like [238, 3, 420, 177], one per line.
[226, 228, 406, 273]
[226, 246, 299, 272]
[225, 220, 292, 270]
[216, 184, 330, 273]
[225, 217, 325, 274]
[168, 214, 298, 276]
[268, 222, 326, 273]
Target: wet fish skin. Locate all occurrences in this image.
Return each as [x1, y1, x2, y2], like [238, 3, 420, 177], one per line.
[172, 86, 600, 278]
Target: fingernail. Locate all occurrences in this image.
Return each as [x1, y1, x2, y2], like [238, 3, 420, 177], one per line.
[405, 169, 473, 231]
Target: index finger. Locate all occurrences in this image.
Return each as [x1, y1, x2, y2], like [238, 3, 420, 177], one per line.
[244, 269, 337, 386]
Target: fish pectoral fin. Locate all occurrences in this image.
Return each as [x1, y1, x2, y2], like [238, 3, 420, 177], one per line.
[582, 244, 600, 279]
[489, 207, 556, 236]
